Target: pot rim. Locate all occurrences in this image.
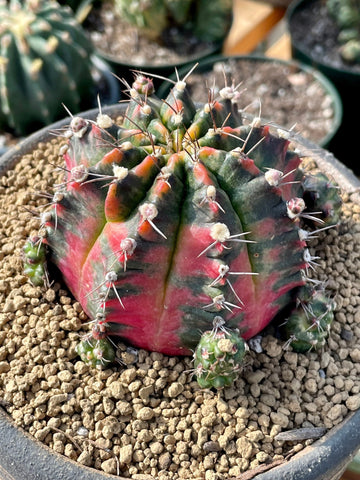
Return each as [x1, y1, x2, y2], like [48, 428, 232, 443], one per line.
[94, 42, 221, 71]
[156, 53, 343, 149]
[0, 104, 359, 480]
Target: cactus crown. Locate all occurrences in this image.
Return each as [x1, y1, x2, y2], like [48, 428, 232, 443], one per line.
[0, 0, 95, 135]
[24, 69, 342, 388]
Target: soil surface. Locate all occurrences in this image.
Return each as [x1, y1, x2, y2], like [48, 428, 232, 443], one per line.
[0, 126, 359, 479]
[288, 0, 360, 74]
[171, 58, 337, 146]
[85, 2, 216, 67]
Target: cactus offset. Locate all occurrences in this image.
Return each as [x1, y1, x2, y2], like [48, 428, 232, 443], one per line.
[24, 71, 342, 387]
[0, 0, 95, 135]
[194, 317, 247, 389]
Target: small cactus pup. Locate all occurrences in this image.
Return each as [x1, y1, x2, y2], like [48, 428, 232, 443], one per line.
[114, 0, 233, 43]
[25, 70, 342, 388]
[23, 235, 48, 287]
[0, 0, 95, 135]
[327, 0, 360, 63]
[194, 317, 247, 389]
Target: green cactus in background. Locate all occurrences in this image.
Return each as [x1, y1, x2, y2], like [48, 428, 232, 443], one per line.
[114, 0, 233, 43]
[327, 0, 360, 63]
[0, 0, 95, 135]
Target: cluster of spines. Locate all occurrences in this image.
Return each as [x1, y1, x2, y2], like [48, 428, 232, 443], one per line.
[193, 317, 247, 389]
[23, 70, 342, 386]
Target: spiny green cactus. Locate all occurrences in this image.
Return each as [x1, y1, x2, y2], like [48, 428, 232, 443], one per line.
[24, 70, 342, 388]
[327, 0, 360, 63]
[114, 0, 233, 43]
[0, 0, 95, 135]
[23, 236, 47, 287]
[194, 317, 247, 388]
[283, 285, 335, 353]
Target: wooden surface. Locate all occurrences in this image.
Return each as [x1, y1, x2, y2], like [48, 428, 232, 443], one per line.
[223, 0, 286, 55]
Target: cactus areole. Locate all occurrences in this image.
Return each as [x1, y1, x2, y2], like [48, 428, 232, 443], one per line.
[24, 72, 342, 387]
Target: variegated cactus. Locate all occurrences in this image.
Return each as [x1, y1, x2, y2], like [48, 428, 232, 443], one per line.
[24, 71, 342, 388]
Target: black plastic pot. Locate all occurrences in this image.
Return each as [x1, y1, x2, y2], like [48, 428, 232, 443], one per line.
[94, 43, 222, 91]
[157, 54, 343, 150]
[84, 3, 225, 90]
[1, 104, 360, 480]
[286, 0, 360, 173]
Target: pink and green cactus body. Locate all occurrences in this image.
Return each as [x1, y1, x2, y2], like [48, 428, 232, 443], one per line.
[24, 72, 342, 387]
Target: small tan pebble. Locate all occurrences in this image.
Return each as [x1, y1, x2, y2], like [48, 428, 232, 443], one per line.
[256, 451, 270, 462]
[158, 451, 172, 470]
[350, 349, 360, 362]
[101, 458, 118, 474]
[139, 385, 154, 400]
[197, 426, 208, 447]
[163, 434, 176, 445]
[245, 369, 266, 384]
[77, 451, 93, 466]
[120, 368, 137, 385]
[33, 391, 51, 407]
[247, 430, 265, 442]
[53, 441, 65, 454]
[120, 444, 133, 465]
[108, 382, 125, 400]
[44, 289, 56, 302]
[64, 443, 77, 460]
[57, 370, 72, 382]
[346, 395, 360, 411]
[236, 437, 253, 459]
[136, 406, 154, 421]
[235, 407, 251, 419]
[167, 382, 184, 398]
[34, 427, 50, 441]
[264, 340, 282, 357]
[0, 361, 10, 373]
[150, 441, 164, 454]
[327, 404, 343, 421]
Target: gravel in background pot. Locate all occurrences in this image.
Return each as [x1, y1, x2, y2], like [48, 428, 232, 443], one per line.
[157, 55, 342, 149]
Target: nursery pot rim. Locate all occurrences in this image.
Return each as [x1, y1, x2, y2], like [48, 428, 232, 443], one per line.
[286, 0, 360, 79]
[1, 104, 360, 480]
[157, 53, 343, 149]
[93, 41, 222, 73]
